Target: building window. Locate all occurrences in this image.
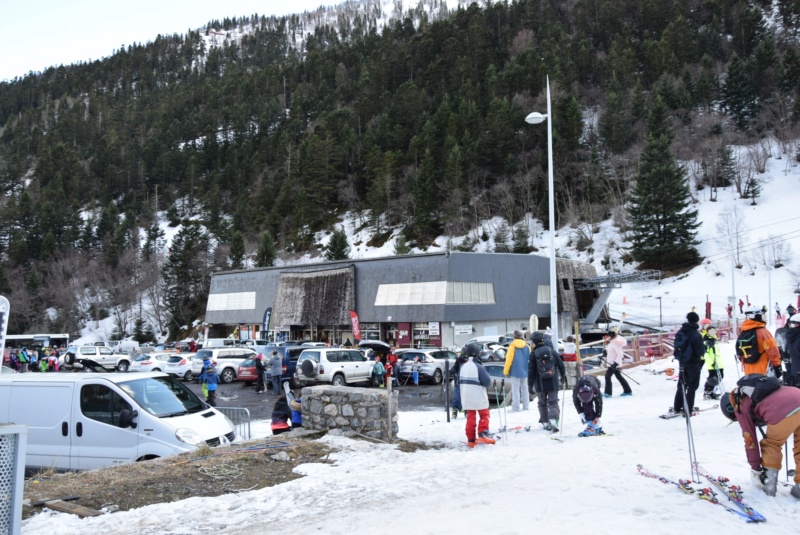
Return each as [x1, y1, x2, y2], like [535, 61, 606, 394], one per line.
[206, 292, 256, 311]
[537, 285, 551, 303]
[562, 279, 570, 291]
[374, 281, 495, 306]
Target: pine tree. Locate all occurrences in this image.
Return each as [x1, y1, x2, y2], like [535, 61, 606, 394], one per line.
[229, 231, 245, 269]
[626, 97, 701, 271]
[512, 223, 532, 253]
[255, 231, 277, 267]
[393, 231, 412, 256]
[325, 227, 351, 261]
[722, 53, 758, 130]
[493, 221, 511, 253]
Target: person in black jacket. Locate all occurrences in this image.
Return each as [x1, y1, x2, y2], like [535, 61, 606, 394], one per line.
[573, 375, 604, 436]
[670, 312, 707, 416]
[529, 331, 567, 432]
[785, 314, 800, 388]
[255, 354, 266, 393]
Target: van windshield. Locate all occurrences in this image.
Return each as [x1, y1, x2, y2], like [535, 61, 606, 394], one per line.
[117, 376, 206, 416]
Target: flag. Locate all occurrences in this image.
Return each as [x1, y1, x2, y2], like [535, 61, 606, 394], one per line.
[262, 307, 272, 339]
[349, 310, 361, 341]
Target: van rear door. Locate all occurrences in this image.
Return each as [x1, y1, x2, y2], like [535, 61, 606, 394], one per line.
[7, 381, 75, 471]
[72, 382, 140, 470]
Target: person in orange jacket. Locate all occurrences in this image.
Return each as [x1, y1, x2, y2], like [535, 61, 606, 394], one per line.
[738, 307, 782, 376]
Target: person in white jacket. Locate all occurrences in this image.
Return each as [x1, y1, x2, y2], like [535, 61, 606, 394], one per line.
[459, 342, 496, 448]
[603, 330, 632, 398]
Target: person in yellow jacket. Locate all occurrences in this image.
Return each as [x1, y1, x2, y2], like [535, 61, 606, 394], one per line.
[503, 330, 531, 412]
[702, 326, 724, 399]
[738, 307, 782, 377]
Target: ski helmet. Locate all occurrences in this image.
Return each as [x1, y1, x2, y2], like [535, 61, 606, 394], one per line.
[744, 306, 764, 322]
[789, 313, 800, 327]
[720, 394, 737, 422]
[700, 318, 712, 326]
[465, 342, 481, 357]
[577, 385, 594, 404]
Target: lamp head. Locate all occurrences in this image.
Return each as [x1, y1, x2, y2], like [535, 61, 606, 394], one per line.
[525, 112, 547, 125]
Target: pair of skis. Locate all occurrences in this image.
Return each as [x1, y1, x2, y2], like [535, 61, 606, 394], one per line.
[637, 464, 766, 523]
[659, 404, 718, 419]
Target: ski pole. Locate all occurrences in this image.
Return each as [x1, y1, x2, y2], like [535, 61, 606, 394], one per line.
[501, 378, 507, 445]
[680, 368, 700, 482]
[618, 367, 640, 385]
[559, 376, 566, 437]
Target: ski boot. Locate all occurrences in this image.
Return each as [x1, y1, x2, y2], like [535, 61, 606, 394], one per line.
[548, 418, 559, 433]
[451, 407, 458, 419]
[477, 431, 496, 445]
[763, 468, 779, 497]
[541, 421, 552, 431]
[579, 422, 599, 437]
[791, 484, 800, 500]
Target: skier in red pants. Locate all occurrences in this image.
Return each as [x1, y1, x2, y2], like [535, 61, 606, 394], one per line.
[459, 342, 495, 448]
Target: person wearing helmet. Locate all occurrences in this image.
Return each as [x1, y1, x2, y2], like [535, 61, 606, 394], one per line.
[737, 306, 781, 377]
[529, 330, 567, 432]
[720, 383, 800, 499]
[459, 341, 495, 447]
[702, 326, 724, 400]
[785, 313, 800, 387]
[572, 375, 604, 436]
[502, 330, 531, 412]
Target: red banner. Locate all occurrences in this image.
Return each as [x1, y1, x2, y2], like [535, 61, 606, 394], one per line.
[349, 310, 362, 341]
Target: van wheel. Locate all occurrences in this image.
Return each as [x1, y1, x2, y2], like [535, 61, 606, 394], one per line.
[117, 361, 129, 372]
[332, 374, 346, 387]
[220, 368, 236, 383]
[183, 371, 194, 382]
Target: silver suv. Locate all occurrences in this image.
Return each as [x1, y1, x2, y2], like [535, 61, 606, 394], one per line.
[396, 348, 458, 385]
[191, 347, 257, 383]
[295, 348, 373, 387]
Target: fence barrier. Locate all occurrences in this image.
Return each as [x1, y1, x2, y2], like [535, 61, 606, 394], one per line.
[216, 407, 251, 441]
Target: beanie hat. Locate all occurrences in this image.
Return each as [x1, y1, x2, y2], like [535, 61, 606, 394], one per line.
[686, 311, 700, 324]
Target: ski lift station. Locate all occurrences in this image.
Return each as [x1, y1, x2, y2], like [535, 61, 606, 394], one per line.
[203, 252, 660, 348]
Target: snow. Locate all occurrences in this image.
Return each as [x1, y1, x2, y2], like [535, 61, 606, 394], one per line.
[20, 343, 798, 533]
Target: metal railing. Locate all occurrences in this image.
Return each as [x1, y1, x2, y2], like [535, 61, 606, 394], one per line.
[216, 407, 251, 441]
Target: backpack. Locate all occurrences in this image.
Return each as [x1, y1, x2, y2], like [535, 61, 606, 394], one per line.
[672, 330, 688, 364]
[734, 374, 781, 426]
[537, 348, 556, 379]
[736, 328, 763, 364]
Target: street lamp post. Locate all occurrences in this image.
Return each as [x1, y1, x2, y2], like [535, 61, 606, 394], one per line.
[656, 296, 663, 327]
[525, 76, 558, 346]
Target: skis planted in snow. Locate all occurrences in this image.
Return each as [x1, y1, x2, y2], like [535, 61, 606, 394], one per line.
[693, 463, 767, 522]
[636, 465, 764, 523]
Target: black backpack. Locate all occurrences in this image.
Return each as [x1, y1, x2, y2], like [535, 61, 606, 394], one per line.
[672, 330, 688, 364]
[537, 348, 556, 379]
[736, 328, 763, 364]
[733, 374, 781, 425]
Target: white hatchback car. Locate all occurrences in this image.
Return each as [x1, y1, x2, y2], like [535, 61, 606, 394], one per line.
[129, 352, 177, 373]
[164, 353, 197, 381]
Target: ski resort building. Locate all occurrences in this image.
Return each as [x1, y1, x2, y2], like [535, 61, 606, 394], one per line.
[203, 252, 603, 348]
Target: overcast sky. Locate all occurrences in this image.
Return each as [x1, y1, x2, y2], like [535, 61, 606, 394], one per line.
[0, 0, 335, 82]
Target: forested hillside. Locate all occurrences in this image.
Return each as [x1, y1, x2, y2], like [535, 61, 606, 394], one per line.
[1, 0, 799, 338]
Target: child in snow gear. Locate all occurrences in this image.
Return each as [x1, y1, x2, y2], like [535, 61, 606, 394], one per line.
[198, 358, 219, 407]
[411, 356, 421, 386]
[529, 331, 566, 432]
[702, 327, 724, 399]
[721, 375, 800, 499]
[270, 392, 292, 435]
[502, 330, 531, 412]
[671, 312, 706, 416]
[289, 392, 303, 428]
[372, 356, 385, 387]
[459, 342, 495, 448]
[737, 307, 781, 377]
[603, 330, 632, 397]
[572, 375, 604, 436]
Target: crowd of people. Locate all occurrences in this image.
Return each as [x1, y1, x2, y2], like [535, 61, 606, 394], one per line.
[3, 345, 61, 373]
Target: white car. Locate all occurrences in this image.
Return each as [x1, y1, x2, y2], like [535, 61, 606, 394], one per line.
[191, 347, 257, 383]
[129, 352, 176, 373]
[164, 353, 197, 381]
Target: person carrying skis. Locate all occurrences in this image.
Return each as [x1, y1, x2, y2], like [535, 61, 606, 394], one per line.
[670, 311, 706, 417]
[702, 326, 724, 400]
[603, 330, 632, 398]
[737, 307, 781, 377]
[721, 378, 800, 499]
[572, 375, 604, 436]
[502, 330, 531, 412]
[529, 331, 567, 432]
[459, 342, 495, 448]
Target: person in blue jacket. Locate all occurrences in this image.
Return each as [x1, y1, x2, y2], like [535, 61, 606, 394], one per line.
[198, 357, 219, 407]
[289, 391, 303, 428]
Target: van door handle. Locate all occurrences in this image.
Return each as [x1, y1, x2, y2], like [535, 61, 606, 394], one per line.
[76, 422, 83, 437]
[62, 422, 68, 436]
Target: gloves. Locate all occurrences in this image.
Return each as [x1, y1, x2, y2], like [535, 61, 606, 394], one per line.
[772, 365, 783, 380]
[579, 413, 587, 424]
[750, 468, 766, 490]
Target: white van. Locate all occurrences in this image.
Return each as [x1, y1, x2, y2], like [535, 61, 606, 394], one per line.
[0, 373, 235, 472]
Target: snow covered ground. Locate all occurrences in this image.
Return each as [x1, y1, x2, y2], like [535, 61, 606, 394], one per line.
[21, 341, 799, 534]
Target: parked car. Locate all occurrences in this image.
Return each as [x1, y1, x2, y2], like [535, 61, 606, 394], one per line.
[243, 339, 270, 351]
[477, 342, 507, 363]
[263, 346, 305, 388]
[236, 357, 261, 386]
[395, 348, 458, 385]
[483, 362, 535, 404]
[191, 347, 257, 383]
[63, 345, 133, 372]
[129, 352, 175, 373]
[294, 348, 373, 387]
[164, 353, 197, 381]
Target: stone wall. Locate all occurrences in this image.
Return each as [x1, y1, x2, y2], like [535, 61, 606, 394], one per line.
[300, 385, 398, 441]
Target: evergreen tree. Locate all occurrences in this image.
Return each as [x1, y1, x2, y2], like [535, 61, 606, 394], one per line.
[324, 227, 351, 261]
[722, 53, 758, 130]
[393, 231, 412, 255]
[229, 230, 245, 269]
[255, 231, 277, 267]
[512, 223, 532, 254]
[161, 222, 211, 338]
[626, 97, 701, 271]
[493, 221, 512, 253]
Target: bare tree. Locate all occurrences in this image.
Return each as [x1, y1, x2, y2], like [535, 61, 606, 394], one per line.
[715, 205, 748, 268]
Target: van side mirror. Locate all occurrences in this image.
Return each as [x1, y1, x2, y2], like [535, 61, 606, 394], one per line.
[119, 408, 138, 429]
